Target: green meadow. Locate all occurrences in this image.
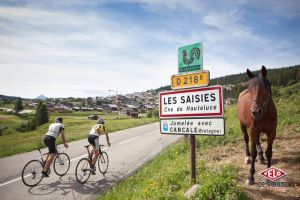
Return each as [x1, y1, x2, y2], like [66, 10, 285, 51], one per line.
[0, 112, 158, 158]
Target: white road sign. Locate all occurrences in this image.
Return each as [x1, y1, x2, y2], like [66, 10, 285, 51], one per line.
[159, 85, 223, 118]
[160, 118, 225, 135]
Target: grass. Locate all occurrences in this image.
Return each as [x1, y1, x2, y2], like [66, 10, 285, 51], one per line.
[0, 113, 159, 158]
[0, 113, 28, 135]
[100, 141, 190, 200]
[100, 139, 248, 200]
[99, 84, 299, 200]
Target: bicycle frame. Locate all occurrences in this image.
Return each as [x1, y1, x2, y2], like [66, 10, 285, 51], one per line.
[37, 146, 64, 167]
[84, 145, 105, 166]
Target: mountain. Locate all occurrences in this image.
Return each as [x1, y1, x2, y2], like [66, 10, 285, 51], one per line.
[35, 94, 48, 100]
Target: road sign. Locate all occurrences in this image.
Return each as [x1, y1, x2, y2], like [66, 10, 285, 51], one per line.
[171, 71, 209, 90]
[178, 43, 203, 73]
[160, 118, 225, 135]
[159, 85, 223, 118]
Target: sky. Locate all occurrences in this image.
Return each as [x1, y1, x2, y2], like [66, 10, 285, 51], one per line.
[0, 0, 299, 98]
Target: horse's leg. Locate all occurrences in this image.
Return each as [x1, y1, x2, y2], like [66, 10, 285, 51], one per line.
[266, 131, 276, 168]
[257, 136, 265, 164]
[246, 129, 259, 185]
[240, 122, 250, 164]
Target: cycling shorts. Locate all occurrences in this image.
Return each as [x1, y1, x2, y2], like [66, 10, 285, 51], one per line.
[44, 135, 56, 154]
[88, 134, 100, 150]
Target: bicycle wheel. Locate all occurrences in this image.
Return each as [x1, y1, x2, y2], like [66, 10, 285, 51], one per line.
[22, 160, 43, 187]
[98, 151, 109, 174]
[75, 158, 91, 184]
[53, 153, 70, 176]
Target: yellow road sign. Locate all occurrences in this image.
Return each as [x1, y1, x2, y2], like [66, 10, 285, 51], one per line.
[171, 71, 210, 90]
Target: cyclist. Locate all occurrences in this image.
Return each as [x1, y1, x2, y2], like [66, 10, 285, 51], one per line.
[88, 117, 111, 174]
[42, 117, 68, 177]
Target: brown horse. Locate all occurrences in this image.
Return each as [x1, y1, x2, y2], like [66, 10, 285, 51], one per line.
[237, 66, 277, 185]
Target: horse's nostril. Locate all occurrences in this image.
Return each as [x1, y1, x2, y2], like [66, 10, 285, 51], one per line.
[257, 109, 262, 114]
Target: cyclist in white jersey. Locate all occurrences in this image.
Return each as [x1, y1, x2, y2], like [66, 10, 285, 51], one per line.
[42, 117, 68, 177]
[88, 117, 110, 174]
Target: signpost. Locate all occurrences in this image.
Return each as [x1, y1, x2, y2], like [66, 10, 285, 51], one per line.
[159, 86, 223, 118]
[161, 118, 225, 135]
[178, 43, 203, 73]
[171, 71, 209, 90]
[160, 42, 225, 184]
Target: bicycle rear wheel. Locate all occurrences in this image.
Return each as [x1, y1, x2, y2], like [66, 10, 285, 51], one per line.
[98, 151, 109, 174]
[75, 158, 91, 184]
[22, 160, 43, 187]
[53, 153, 70, 176]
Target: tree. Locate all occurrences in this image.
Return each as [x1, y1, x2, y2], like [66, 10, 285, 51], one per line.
[14, 97, 24, 115]
[35, 102, 49, 126]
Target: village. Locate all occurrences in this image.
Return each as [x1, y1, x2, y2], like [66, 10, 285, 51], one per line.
[0, 91, 160, 117]
[0, 84, 239, 118]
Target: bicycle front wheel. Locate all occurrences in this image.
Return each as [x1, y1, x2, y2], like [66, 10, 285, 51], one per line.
[75, 158, 91, 184]
[53, 153, 70, 176]
[22, 160, 43, 187]
[98, 151, 109, 174]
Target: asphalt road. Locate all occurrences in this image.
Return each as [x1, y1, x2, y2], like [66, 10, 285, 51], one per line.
[0, 122, 181, 200]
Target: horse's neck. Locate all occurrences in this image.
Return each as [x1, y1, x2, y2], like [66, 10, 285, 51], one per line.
[238, 89, 249, 99]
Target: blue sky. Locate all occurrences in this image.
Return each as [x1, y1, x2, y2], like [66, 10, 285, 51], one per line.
[0, 0, 299, 98]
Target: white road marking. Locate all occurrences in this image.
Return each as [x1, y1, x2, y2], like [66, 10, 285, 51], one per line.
[0, 177, 22, 187]
[118, 136, 141, 144]
[145, 129, 159, 135]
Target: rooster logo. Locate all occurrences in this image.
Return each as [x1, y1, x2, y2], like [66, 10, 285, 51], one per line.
[182, 48, 200, 66]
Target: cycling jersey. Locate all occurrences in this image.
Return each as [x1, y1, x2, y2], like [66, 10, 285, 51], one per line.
[89, 124, 107, 136]
[45, 123, 64, 139]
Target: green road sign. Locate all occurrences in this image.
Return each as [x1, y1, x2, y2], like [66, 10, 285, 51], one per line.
[178, 43, 203, 73]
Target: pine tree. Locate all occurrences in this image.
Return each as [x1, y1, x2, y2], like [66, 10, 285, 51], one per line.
[35, 102, 49, 126]
[14, 97, 24, 115]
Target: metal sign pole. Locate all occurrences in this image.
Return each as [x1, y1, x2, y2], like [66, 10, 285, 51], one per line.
[190, 134, 196, 183]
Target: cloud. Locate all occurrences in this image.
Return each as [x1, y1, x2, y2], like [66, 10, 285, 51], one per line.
[0, 1, 299, 98]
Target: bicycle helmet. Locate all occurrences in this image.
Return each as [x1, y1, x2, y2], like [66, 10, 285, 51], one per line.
[97, 117, 105, 125]
[54, 117, 63, 123]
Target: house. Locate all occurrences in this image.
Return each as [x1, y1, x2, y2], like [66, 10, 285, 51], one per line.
[140, 104, 154, 113]
[72, 106, 81, 111]
[102, 104, 118, 112]
[95, 107, 103, 112]
[124, 104, 138, 111]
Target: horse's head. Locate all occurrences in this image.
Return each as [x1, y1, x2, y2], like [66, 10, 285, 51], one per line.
[247, 66, 272, 121]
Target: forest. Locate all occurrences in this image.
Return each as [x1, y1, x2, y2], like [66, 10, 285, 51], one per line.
[152, 65, 300, 99]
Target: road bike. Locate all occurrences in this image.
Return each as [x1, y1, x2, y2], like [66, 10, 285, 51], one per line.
[21, 146, 70, 187]
[75, 144, 109, 184]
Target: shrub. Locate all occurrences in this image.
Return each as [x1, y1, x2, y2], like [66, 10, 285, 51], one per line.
[146, 110, 152, 118]
[34, 102, 49, 126]
[152, 109, 159, 117]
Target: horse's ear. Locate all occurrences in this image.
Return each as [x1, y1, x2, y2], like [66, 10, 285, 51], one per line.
[261, 65, 267, 77]
[247, 69, 254, 79]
